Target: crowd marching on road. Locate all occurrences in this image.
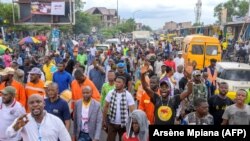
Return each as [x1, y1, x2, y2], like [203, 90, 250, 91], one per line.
[0, 34, 250, 141]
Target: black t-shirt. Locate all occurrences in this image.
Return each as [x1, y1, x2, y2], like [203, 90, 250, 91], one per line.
[152, 94, 181, 125]
[179, 77, 188, 92]
[65, 59, 75, 74]
[208, 95, 234, 125]
[115, 72, 132, 89]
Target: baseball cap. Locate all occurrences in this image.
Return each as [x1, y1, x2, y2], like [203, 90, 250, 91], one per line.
[28, 67, 42, 75]
[0, 86, 16, 95]
[117, 62, 125, 68]
[159, 80, 171, 87]
[193, 70, 201, 76]
[0, 67, 15, 76]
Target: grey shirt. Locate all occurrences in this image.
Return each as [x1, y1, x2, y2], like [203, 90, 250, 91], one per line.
[222, 104, 250, 125]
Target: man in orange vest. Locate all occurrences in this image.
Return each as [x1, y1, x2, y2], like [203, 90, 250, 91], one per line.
[0, 67, 26, 107]
[25, 67, 45, 111]
[203, 59, 217, 96]
[71, 68, 100, 110]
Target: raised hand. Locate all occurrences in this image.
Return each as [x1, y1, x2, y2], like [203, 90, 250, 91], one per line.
[140, 62, 149, 74]
[13, 114, 29, 131]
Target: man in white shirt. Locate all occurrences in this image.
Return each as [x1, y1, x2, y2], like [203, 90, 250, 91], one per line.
[90, 46, 97, 56]
[154, 56, 164, 77]
[173, 65, 184, 90]
[6, 94, 71, 141]
[103, 76, 135, 141]
[174, 51, 184, 70]
[0, 86, 25, 141]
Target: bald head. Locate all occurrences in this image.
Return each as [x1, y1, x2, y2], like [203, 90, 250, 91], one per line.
[82, 86, 92, 102]
[47, 82, 59, 98]
[47, 82, 59, 91]
[28, 94, 44, 103]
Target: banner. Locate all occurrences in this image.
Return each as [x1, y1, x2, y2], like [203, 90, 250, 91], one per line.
[149, 125, 250, 141]
[31, 2, 51, 15]
[31, 1, 65, 15]
[51, 2, 65, 15]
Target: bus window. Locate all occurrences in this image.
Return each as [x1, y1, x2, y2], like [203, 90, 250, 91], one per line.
[192, 45, 203, 55]
[206, 45, 218, 55]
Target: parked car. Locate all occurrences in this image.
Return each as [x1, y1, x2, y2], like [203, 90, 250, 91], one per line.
[215, 62, 250, 103]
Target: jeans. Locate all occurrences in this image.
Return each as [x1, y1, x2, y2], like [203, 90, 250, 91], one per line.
[78, 131, 92, 141]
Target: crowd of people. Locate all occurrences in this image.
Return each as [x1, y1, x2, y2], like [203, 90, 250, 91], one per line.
[0, 38, 250, 141]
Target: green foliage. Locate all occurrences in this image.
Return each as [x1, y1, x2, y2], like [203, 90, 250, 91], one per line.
[100, 28, 119, 38]
[141, 25, 152, 31]
[116, 18, 136, 33]
[214, 0, 249, 23]
[0, 3, 18, 26]
[73, 11, 102, 34]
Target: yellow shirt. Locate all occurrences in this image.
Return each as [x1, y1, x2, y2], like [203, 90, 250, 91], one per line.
[222, 42, 228, 50]
[43, 62, 56, 81]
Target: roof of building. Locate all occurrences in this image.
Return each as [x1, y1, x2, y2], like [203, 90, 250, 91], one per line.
[85, 7, 117, 16]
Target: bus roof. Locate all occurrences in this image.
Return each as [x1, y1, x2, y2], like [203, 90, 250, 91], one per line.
[183, 34, 220, 44]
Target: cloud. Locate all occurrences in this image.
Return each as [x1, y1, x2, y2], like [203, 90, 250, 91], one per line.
[83, 0, 228, 29]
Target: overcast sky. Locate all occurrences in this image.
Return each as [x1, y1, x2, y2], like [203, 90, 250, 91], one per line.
[2, 0, 227, 29]
[83, 0, 227, 29]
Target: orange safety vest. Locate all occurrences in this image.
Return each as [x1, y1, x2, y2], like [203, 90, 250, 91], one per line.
[207, 67, 217, 86]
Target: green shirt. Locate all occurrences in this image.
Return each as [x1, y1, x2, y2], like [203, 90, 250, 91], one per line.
[123, 47, 129, 56]
[101, 82, 115, 109]
[76, 54, 87, 66]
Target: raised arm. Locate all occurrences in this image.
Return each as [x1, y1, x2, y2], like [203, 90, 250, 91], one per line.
[140, 63, 154, 99]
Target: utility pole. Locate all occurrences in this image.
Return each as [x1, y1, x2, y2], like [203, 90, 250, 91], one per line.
[117, 0, 119, 25]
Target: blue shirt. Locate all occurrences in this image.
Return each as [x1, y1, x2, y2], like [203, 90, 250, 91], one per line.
[89, 68, 105, 92]
[53, 71, 72, 94]
[44, 98, 71, 123]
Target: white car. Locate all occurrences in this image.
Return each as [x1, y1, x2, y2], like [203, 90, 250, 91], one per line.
[95, 44, 110, 51]
[105, 38, 121, 47]
[216, 62, 250, 103]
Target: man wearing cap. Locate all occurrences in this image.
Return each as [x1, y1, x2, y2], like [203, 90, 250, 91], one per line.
[25, 67, 45, 111]
[184, 70, 208, 113]
[141, 63, 192, 125]
[0, 86, 26, 141]
[203, 59, 217, 95]
[0, 67, 26, 107]
[116, 62, 132, 92]
[174, 51, 184, 71]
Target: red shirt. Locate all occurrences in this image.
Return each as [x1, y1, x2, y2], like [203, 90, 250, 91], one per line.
[122, 133, 139, 141]
[164, 60, 176, 71]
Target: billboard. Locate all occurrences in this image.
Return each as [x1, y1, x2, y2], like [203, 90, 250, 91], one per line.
[13, 0, 74, 25]
[31, 1, 65, 15]
[31, 2, 51, 15]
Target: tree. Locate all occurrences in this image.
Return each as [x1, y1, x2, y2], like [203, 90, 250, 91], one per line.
[141, 25, 152, 31]
[214, 0, 249, 23]
[0, 3, 18, 26]
[117, 18, 136, 33]
[75, 0, 86, 11]
[73, 11, 91, 34]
